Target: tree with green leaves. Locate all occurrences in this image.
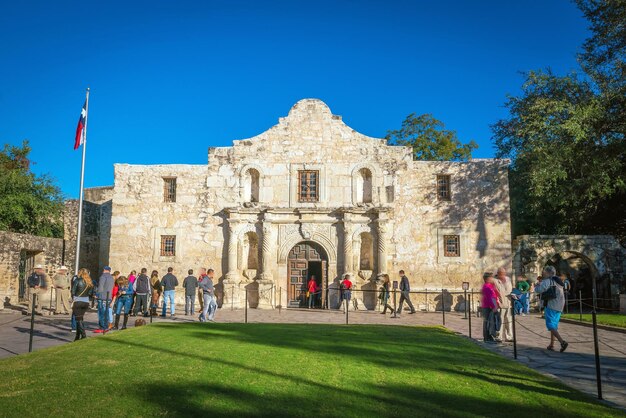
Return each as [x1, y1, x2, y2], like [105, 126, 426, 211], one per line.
[386, 113, 478, 161]
[0, 140, 64, 238]
[493, 0, 626, 241]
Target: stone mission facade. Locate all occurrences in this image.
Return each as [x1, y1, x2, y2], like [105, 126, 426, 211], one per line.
[108, 99, 512, 308]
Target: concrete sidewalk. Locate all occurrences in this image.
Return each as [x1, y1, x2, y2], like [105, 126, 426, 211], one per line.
[1, 304, 624, 410]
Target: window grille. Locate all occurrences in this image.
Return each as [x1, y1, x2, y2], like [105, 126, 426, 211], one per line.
[160, 235, 176, 256]
[437, 175, 451, 201]
[163, 178, 177, 203]
[298, 170, 319, 202]
[443, 235, 460, 257]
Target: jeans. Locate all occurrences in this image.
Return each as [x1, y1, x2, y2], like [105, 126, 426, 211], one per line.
[308, 293, 317, 308]
[482, 308, 498, 341]
[115, 297, 133, 315]
[162, 290, 176, 315]
[71, 313, 77, 330]
[134, 294, 148, 315]
[185, 295, 195, 314]
[200, 294, 216, 321]
[97, 299, 110, 330]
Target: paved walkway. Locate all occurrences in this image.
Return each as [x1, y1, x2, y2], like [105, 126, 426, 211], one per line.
[1, 304, 625, 410]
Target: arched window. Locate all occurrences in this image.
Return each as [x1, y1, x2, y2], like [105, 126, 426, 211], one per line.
[243, 168, 260, 203]
[357, 168, 372, 204]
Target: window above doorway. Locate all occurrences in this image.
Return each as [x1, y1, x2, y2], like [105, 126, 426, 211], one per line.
[298, 170, 319, 202]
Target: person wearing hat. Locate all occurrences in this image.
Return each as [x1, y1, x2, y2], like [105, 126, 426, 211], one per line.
[26, 265, 47, 315]
[53, 266, 71, 315]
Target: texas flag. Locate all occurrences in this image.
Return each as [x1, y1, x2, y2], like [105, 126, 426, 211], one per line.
[74, 100, 87, 150]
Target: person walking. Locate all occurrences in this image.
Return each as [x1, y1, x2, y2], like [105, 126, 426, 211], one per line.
[53, 266, 71, 315]
[128, 270, 137, 315]
[183, 269, 198, 315]
[481, 272, 499, 343]
[199, 269, 217, 322]
[197, 268, 207, 313]
[95, 266, 114, 333]
[160, 267, 178, 317]
[71, 268, 94, 341]
[26, 264, 47, 315]
[111, 275, 133, 330]
[307, 275, 319, 309]
[150, 270, 161, 317]
[495, 267, 513, 342]
[396, 270, 416, 315]
[379, 274, 394, 314]
[535, 266, 568, 352]
[133, 268, 151, 317]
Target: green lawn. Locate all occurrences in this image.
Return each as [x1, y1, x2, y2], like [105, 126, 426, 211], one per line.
[562, 313, 626, 328]
[0, 324, 621, 417]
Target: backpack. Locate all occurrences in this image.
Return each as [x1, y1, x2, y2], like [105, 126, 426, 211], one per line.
[540, 279, 557, 302]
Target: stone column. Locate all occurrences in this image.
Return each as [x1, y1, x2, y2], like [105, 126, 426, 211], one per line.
[376, 220, 388, 276]
[225, 222, 240, 282]
[342, 221, 353, 276]
[259, 222, 274, 281]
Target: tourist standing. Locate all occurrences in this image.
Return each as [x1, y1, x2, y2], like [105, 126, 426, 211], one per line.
[516, 276, 530, 315]
[396, 270, 416, 315]
[160, 267, 178, 317]
[71, 268, 94, 341]
[53, 266, 71, 315]
[379, 274, 394, 314]
[481, 272, 499, 343]
[112, 276, 133, 330]
[133, 268, 151, 316]
[307, 275, 318, 309]
[495, 267, 513, 342]
[535, 266, 568, 352]
[183, 269, 198, 315]
[150, 270, 161, 317]
[197, 268, 207, 313]
[339, 274, 353, 311]
[26, 264, 47, 315]
[199, 269, 216, 322]
[95, 266, 114, 333]
[70, 273, 79, 332]
[128, 270, 137, 314]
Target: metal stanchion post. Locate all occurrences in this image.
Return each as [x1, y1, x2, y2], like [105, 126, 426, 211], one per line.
[49, 287, 53, 315]
[345, 295, 349, 325]
[565, 291, 569, 314]
[425, 288, 429, 312]
[441, 289, 446, 326]
[392, 289, 397, 318]
[28, 293, 37, 353]
[231, 286, 234, 311]
[103, 291, 110, 334]
[278, 286, 282, 314]
[592, 288, 603, 400]
[579, 290, 583, 321]
[468, 293, 472, 339]
[510, 295, 517, 360]
[464, 289, 468, 319]
[245, 289, 248, 324]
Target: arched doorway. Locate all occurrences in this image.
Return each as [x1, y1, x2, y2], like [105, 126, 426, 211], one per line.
[544, 251, 605, 308]
[287, 241, 328, 308]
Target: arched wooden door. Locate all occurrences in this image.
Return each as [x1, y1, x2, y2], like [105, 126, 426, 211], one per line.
[287, 241, 328, 308]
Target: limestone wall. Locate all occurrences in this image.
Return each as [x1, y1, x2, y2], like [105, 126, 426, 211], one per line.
[0, 231, 64, 310]
[106, 99, 513, 308]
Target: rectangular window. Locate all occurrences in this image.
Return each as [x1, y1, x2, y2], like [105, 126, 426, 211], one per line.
[437, 175, 451, 201]
[298, 170, 319, 202]
[160, 235, 176, 256]
[163, 178, 177, 203]
[443, 235, 460, 257]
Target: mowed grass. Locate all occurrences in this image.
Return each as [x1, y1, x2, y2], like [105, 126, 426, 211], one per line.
[0, 324, 621, 418]
[562, 313, 626, 328]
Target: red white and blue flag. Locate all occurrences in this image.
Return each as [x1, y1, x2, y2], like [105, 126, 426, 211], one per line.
[74, 100, 87, 150]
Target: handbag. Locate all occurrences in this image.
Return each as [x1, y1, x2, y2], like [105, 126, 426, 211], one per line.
[541, 279, 557, 302]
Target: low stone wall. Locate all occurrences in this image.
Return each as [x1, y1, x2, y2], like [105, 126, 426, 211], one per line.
[0, 231, 65, 310]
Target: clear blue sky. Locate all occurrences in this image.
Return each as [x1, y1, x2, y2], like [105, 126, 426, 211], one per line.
[0, 0, 589, 198]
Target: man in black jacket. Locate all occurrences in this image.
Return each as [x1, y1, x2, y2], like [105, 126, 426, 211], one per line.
[396, 270, 416, 315]
[160, 267, 178, 317]
[133, 268, 151, 316]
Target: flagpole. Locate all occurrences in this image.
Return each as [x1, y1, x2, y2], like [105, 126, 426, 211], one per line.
[74, 88, 89, 275]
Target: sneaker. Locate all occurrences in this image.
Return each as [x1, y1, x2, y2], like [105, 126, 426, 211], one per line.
[560, 341, 569, 353]
[409, 311, 416, 314]
[70, 329, 77, 333]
